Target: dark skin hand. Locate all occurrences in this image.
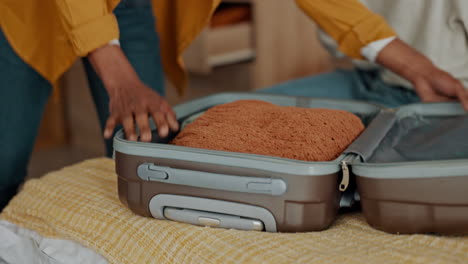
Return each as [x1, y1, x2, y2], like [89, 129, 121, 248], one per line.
[376, 38, 468, 110]
[88, 44, 179, 142]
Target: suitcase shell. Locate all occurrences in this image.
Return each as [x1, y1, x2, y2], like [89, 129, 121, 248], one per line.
[114, 93, 381, 232]
[114, 93, 468, 234]
[349, 103, 468, 234]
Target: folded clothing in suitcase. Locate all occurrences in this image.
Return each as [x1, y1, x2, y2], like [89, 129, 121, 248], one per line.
[114, 93, 468, 234]
[171, 100, 365, 161]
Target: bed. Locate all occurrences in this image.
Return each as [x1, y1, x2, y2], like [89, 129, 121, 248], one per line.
[0, 158, 467, 264]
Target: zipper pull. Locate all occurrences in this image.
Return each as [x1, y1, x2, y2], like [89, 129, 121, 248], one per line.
[339, 160, 350, 192]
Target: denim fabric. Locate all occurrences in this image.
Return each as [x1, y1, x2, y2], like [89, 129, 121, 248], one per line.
[0, 29, 52, 210]
[259, 69, 420, 108]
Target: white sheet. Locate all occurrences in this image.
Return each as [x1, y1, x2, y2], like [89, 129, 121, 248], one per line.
[0, 220, 107, 264]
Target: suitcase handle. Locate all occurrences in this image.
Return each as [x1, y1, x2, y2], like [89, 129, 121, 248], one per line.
[137, 163, 287, 196]
[163, 207, 265, 231]
[149, 194, 278, 232]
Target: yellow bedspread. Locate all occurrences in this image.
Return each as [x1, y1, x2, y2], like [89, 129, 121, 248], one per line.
[1, 158, 467, 264]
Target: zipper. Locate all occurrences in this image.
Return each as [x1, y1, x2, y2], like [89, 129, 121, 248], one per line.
[339, 159, 350, 192]
[339, 153, 359, 192]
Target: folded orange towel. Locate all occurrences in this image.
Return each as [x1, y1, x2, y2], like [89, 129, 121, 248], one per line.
[172, 100, 364, 161]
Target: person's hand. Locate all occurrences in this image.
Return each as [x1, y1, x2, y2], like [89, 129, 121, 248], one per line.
[88, 44, 179, 142]
[411, 67, 468, 106]
[376, 38, 468, 110]
[104, 79, 179, 142]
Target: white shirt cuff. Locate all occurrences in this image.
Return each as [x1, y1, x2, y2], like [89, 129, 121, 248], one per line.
[108, 39, 120, 46]
[361, 36, 397, 62]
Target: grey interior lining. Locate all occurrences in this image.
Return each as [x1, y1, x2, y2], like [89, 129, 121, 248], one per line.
[369, 114, 468, 163]
[344, 111, 396, 161]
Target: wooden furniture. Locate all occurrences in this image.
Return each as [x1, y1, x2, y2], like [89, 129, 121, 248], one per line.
[183, 0, 331, 90]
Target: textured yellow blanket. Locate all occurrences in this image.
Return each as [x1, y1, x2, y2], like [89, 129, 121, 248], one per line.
[1, 158, 467, 264]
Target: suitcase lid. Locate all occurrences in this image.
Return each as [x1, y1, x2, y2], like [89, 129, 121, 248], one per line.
[348, 102, 468, 235]
[348, 102, 468, 179]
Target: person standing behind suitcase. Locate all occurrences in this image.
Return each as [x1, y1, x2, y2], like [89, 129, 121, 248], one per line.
[0, 0, 184, 210]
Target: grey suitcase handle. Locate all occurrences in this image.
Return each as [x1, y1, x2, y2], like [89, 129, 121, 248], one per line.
[163, 207, 265, 231]
[149, 194, 278, 232]
[137, 163, 287, 196]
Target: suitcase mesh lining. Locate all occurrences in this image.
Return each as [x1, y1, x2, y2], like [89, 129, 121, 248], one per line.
[369, 115, 468, 163]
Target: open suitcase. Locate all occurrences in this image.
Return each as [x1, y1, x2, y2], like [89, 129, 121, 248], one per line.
[114, 93, 468, 234]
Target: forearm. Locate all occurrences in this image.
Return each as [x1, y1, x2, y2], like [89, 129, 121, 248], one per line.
[375, 38, 434, 83]
[376, 38, 468, 109]
[87, 44, 140, 95]
[87, 43, 179, 140]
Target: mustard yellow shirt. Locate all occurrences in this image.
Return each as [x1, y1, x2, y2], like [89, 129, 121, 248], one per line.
[0, 0, 395, 94]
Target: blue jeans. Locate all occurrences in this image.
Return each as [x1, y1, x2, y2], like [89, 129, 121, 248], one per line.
[260, 69, 420, 108]
[0, 0, 164, 210]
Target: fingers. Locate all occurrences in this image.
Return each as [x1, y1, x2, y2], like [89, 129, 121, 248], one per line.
[151, 111, 169, 138]
[414, 78, 451, 102]
[136, 113, 152, 142]
[105, 114, 137, 141]
[166, 112, 179, 132]
[109, 107, 176, 142]
[162, 105, 179, 132]
[455, 84, 468, 111]
[106, 84, 178, 141]
[104, 116, 117, 139]
[122, 115, 137, 141]
[417, 69, 468, 110]
[115, 111, 165, 142]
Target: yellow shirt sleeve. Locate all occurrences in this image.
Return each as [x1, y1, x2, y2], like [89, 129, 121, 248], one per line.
[153, 0, 221, 95]
[296, 0, 397, 59]
[54, 0, 120, 56]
